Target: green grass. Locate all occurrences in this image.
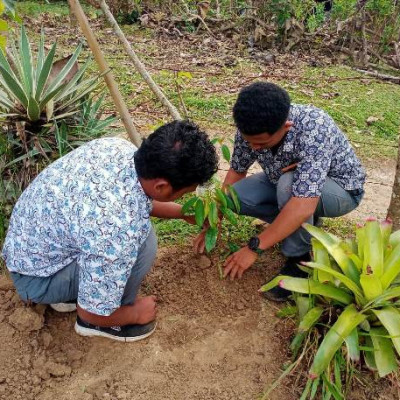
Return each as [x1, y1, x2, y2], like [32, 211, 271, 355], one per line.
[16, 0, 99, 17]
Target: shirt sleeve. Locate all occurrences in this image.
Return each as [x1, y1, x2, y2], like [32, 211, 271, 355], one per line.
[230, 131, 257, 173]
[291, 113, 334, 198]
[76, 216, 151, 316]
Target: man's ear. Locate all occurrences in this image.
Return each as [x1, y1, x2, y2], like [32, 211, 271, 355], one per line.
[284, 120, 294, 129]
[153, 179, 172, 195]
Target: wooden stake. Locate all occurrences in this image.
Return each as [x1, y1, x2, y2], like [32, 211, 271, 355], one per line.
[99, 0, 182, 121]
[67, 0, 142, 146]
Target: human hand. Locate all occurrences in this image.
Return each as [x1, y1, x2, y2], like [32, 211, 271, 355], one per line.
[132, 296, 157, 325]
[193, 227, 207, 254]
[223, 246, 258, 280]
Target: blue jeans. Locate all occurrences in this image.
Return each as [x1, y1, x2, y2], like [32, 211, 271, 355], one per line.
[10, 227, 157, 306]
[233, 172, 363, 257]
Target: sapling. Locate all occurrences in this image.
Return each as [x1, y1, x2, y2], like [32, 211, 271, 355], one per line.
[181, 137, 241, 275]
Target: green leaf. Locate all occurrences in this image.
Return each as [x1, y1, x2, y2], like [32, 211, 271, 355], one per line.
[221, 144, 231, 162]
[35, 42, 57, 100]
[221, 207, 237, 225]
[369, 327, 398, 377]
[27, 96, 40, 121]
[20, 26, 34, 96]
[195, 199, 205, 228]
[0, 19, 7, 31]
[0, 65, 28, 107]
[44, 43, 82, 95]
[373, 307, 400, 357]
[276, 305, 297, 318]
[215, 188, 227, 208]
[205, 227, 218, 252]
[359, 273, 383, 301]
[320, 374, 344, 400]
[344, 328, 360, 362]
[208, 201, 218, 228]
[364, 335, 377, 371]
[389, 229, 400, 248]
[368, 286, 400, 307]
[181, 196, 198, 215]
[363, 219, 384, 277]
[304, 224, 359, 283]
[3, 0, 16, 15]
[298, 306, 323, 333]
[228, 185, 240, 213]
[309, 304, 366, 379]
[35, 29, 45, 75]
[381, 242, 400, 289]
[225, 194, 235, 211]
[305, 262, 364, 301]
[296, 295, 313, 320]
[260, 276, 353, 304]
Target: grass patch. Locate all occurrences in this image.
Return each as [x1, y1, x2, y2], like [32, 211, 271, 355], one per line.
[17, 0, 98, 17]
[321, 216, 357, 238]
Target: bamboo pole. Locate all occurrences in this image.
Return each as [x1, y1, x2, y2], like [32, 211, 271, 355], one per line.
[99, 0, 182, 121]
[67, 0, 142, 146]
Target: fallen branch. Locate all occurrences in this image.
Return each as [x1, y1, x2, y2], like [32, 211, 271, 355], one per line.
[99, 0, 182, 120]
[354, 69, 400, 84]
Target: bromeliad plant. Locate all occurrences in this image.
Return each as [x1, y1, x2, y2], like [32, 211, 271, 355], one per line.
[261, 218, 400, 399]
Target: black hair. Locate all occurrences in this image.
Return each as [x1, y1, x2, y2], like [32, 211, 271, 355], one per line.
[134, 120, 218, 190]
[233, 82, 291, 135]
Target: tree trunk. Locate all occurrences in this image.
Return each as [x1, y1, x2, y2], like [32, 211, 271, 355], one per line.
[387, 132, 400, 230]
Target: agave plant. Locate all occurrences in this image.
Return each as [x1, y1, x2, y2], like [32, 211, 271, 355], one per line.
[0, 26, 114, 242]
[261, 218, 400, 398]
[0, 26, 102, 130]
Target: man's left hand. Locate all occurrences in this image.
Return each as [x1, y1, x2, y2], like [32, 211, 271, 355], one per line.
[224, 246, 258, 280]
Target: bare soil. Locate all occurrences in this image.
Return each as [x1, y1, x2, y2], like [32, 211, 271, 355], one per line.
[0, 247, 299, 400]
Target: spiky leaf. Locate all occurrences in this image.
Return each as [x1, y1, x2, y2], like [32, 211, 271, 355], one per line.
[309, 304, 366, 379]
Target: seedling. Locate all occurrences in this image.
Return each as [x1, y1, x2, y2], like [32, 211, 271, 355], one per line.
[182, 137, 240, 253]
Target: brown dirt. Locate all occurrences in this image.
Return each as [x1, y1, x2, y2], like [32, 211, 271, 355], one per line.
[0, 246, 303, 400]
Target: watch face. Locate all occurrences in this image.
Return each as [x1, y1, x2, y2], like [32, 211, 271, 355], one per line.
[249, 236, 260, 251]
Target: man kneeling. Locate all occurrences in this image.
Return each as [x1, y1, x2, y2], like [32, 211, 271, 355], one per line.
[2, 120, 218, 342]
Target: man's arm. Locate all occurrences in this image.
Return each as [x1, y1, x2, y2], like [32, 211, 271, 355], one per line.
[258, 196, 319, 249]
[222, 168, 247, 189]
[151, 200, 185, 219]
[223, 196, 319, 279]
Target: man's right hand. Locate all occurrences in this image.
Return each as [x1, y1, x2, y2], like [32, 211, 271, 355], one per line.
[132, 296, 157, 325]
[193, 227, 207, 254]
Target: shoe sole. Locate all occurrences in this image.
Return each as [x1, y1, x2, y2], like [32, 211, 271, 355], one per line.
[74, 322, 157, 342]
[50, 303, 77, 312]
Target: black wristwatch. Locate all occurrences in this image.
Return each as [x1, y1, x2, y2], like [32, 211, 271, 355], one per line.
[247, 236, 263, 255]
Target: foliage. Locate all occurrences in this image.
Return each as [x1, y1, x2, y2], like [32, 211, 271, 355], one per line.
[181, 137, 240, 253]
[0, 26, 115, 243]
[261, 218, 400, 398]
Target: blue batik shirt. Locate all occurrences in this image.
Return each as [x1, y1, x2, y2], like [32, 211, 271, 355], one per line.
[231, 104, 366, 197]
[2, 137, 152, 316]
